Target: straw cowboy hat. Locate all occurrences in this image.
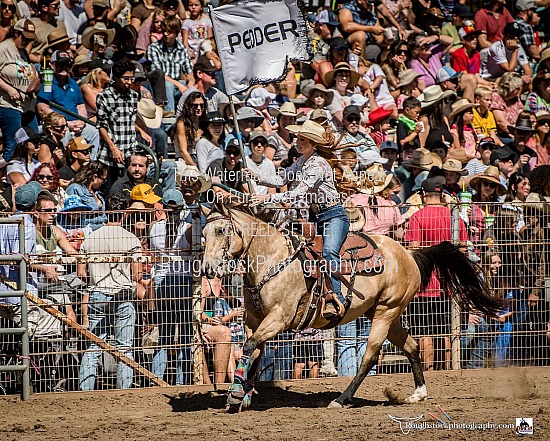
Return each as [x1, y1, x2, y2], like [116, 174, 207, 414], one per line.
[269, 101, 304, 119]
[324, 62, 361, 88]
[176, 163, 212, 193]
[442, 158, 467, 176]
[305, 84, 334, 107]
[447, 147, 469, 164]
[430, 152, 443, 169]
[343, 201, 366, 232]
[286, 120, 327, 144]
[418, 85, 456, 108]
[47, 27, 70, 48]
[469, 166, 507, 196]
[358, 163, 393, 195]
[137, 98, 162, 129]
[449, 98, 479, 120]
[82, 22, 116, 50]
[535, 110, 550, 123]
[398, 69, 421, 88]
[402, 148, 434, 171]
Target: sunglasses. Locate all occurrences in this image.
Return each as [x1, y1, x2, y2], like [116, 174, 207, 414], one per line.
[252, 140, 267, 147]
[333, 46, 348, 52]
[52, 124, 67, 130]
[49, 2, 60, 8]
[538, 120, 550, 126]
[481, 144, 495, 151]
[203, 71, 217, 78]
[181, 177, 199, 186]
[193, 103, 205, 109]
[346, 117, 360, 123]
[396, 49, 408, 56]
[226, 150, 241, 157]
[1, 3, 16, 12]
[37, 174, 54, 181]
[482, 182, 497, 189]
[38, 208, 57, 213]
[78, 148, 92, 155]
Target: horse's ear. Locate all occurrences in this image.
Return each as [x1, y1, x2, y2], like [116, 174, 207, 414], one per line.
[199, 203, 212, 217]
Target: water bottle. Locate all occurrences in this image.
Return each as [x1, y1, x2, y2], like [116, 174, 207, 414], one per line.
[214, 298, 224, 318]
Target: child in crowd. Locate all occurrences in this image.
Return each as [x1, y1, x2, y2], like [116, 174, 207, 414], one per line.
[397, 97, 422, 150]
[182, 0, 213, 61]
[357, 56, 397, 117]
[366, 107, 393, 146]
[150, 9, 166, 44]
[473, 87, 502, 146]
[450, 98, 479, 159]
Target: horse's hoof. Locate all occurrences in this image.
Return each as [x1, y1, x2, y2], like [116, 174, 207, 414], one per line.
[226, 403, 241, 414]
[404, 385, 428, 403]
[327, 400, 343, 409]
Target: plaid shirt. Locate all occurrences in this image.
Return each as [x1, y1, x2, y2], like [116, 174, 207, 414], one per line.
[146, 39, 193, 80]
[96, 85, 138, 169]
[515, 18, 536, 56]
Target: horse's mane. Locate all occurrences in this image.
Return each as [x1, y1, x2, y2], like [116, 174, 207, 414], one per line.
[213, 199, 291, 230]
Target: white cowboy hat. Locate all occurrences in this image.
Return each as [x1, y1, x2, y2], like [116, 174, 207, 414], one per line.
[398, 69, 421, 88]
[137, 99, 162, 129]
[448, 98, 479, 120]
[268, 101, 304, 119]
[176, 162, 212, 193]
[442, 158, 467, 176]
[286, 120, 327, 144]
[82, 22, 116, 50]
[418, 85, 456, 108]
[305, 84, 334, 108]
[245, 86, 276, 108]
[343, 201, 366, 232]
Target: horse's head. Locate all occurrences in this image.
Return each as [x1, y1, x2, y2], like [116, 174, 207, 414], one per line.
[201, 202, 244, 279]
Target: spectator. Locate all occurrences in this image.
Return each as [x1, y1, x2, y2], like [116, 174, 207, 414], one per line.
[533, 111, 550, 165]
[525, 71, 550, 113]
[396, 69, 421, 108]
[366, 107, 392, 146]
[130, 0, 157, 32]
[222, 106, 263, 157]
[358, 56, 396, 116]
[397, 96, 422, 150]
[380, 139, 398, 173]
[380, 40, 410, 92]
[514, 0, 541, 61]
[58, 0, 86, 50]
[207, 139, 246, 192]
[266, 102, 302, 167]
[451, 24, 483, 78]
[37, 50, 101, 154]
[173, 90, 205, 164]
[442, 158, 466, 195]
[80, 21, 116, 66]
[181, 0, 212, 61]
[417, 85, 455, 149]
[449, 98, 479, 159]
[147, 16, 193, 114]
[0, 19, 40, 161]
[30, 162, 67, 210]
[39, 111, 68, 168]
[45, 26, 71, 55]
[490, 145, 517, 188]
[29, 0, 66, 63]
[80, 67, 110, 121]
[0, 0, 17, 44]
[470, 165, 507, 222]
[195, 111, 225, 173]
[341, 105, 378, 162]
[305, 84, 338, 126]
[507, 116, 538, 173]
[324, 62, 360, 118]
[505, 172, 531, 203]
[473, 87, 502, 146]
[441, 4, 473, 55]
[109, 150, 163, 201]
[409, 33, 453, 90]
[464, 137, 495, 178]
[78, 195, 143, 390]
[6, 126, 42, 186]
[58, 136, 93, 186]
[137, 9, 165, 53]
[399, 147, 433, 202]
[491, 72, 525, 141]
[474, 0, 514, 49]
[246, 130, 277, 196]
[96, 59, 139, 183]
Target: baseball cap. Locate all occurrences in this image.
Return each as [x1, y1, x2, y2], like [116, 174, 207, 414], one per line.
[315, 9, 340, 26]
[133, 61, 147, 80]
[458, 24, 482, 39]
[161, 189, 184, 206]
[490, 146, 517, 164]
[249, 129, 268, 144]
[130, 184, 161, 204]
[516, 0, 535, 11]
[194, 55, 219, 73]
[421, 178, 443, 193]
[479, 137, 497, 150]
[343, 105, 361, 120]
[13, 19, 36, 39]
[67, 137, 93, 152]
[14, 126, 41, 145]
[503, 22, 522, 37]
[51, 50, 72, 64]
[436, 66, 461, 83]
[15, 182, 43, 210]
[453, 3, 473, 19]
[380, 140, 398, 152]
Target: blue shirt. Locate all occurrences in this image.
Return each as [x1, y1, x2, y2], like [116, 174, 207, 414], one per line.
[37, 76, 84, 121]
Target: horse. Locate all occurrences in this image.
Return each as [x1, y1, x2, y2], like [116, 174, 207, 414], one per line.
[201, 202, 501, 413]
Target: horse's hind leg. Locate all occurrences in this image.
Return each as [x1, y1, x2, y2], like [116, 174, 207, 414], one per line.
[329, 315, 391, 408]
[386, 319, 427, 403]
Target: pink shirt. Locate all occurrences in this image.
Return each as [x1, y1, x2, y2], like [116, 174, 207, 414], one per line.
[349, 194, 403, 235]
[410, 44, 445, 88]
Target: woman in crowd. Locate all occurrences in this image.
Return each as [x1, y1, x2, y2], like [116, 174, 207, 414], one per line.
[380, 40, 410, 92]
[80, 68, 111, 120]
[305, 84, 334, 115]
[316, 37, 351, 87]
[0, 0, 16, 43]
[130, 0, 158, 32]
[30, 163, 67, 210]
[266, 102, 302, 168]
[174, 91, 205, 165]
[38, 111, 67, 168]
[525, 71, 550, 113]
[506, 173, 531, 204]
[492, 72, 525, 141]
[533, 111, 550, 165]
[417, 85, 455, 149]
[324, 62, 360, 127]
[195, 112, 226, 174]
[6, 126, 41, 186]
[409, 33, 453, 90]
[149, 9, 166, 45]
[449, 98, 479, 159]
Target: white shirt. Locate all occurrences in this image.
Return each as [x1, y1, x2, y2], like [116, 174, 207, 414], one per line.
[363, 63, 395, 107]
[195, 137, 224, 174]
[480, 40, 529, 79]
[247, 155, 277, 195]
[59, 2, 87, 46]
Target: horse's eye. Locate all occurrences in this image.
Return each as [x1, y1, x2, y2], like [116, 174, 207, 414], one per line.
[216, 227, 225, 236]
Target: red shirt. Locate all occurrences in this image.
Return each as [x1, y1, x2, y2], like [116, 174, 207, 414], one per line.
[451, 47, 481, 74]
[474, 8, 514, 43]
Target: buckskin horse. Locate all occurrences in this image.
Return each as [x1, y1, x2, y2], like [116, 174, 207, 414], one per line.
[201, 202, 500, 413]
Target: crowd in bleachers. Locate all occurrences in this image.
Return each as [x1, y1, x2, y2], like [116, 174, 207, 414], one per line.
[0, 0, 550, 391]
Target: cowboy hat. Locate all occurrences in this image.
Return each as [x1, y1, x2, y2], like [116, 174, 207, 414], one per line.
[431, 152, 443, 169]
[418, 85, 456, 108]
[402, 148, 434, 171]
[286, 120, 327, 144]
[358, 163, 393, 195]
[176, 163, 212, 193]
[442, 158, 467, 176]
[324, 62, 361, 88]
[343, 201, 366, 232]
[47, 27, 70, 48]
[269, 101, 304, 119]
[449, 98, 479, 120]
[137, 98, 162, 129]
[535, 110, 550, 123]
[469, 166, 507, 196]
[507, 116, 534, 134]
[447, 147, 468, 164]
[366, 107, 393, 126]
[235, 107, 264, 127]
[82, 22, 116, 50]
[305, 83, 334, 107]
[73, 54, 92, 66]
[219, 98, 245, 119]
[245, 86, 276, 108]
[398, 69, 421, 88]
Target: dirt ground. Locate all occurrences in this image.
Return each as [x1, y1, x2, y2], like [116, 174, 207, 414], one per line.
[0, 367, 549, 441]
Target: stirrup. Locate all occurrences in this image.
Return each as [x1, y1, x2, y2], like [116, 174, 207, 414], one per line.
[321, 294, 345, 320]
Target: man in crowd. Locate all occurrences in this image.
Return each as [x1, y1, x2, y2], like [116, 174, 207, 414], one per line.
[514, 0, 541, 61]
[58, 0, 87, 50]
[110, 150, 164, 200]
[340, 105, 377, 158]
[29, 0, 66, 63]
[474, 0, 514, 49]
[58, 136, 93, 185]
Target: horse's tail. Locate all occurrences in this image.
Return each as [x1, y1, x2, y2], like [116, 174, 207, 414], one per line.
[411, 241, 501, 317]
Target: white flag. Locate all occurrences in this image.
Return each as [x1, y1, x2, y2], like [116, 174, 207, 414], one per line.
[210, 0, 310, 96]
